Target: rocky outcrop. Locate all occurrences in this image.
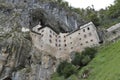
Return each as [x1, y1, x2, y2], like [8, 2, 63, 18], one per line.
[0, 30, 60, 80]
[0, 0, 86, 80]
[0, 0, 86, 33]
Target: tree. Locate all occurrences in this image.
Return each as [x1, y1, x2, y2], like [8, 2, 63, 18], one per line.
[72, 47, 97, 67]
[57, 61, 77, 78]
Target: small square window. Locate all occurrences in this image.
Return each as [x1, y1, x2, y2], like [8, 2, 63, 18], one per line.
[91, 40, 93, 42]
[80, 43, 83, 46]
[49, 39, 52, 43]
[59, 40, 61, 42]
[84, 35, 87, 38]
[59, 44, 61, 47]
[79, 38, 81, 40]
[64, 40, 66, 42]
[65, 44, 67, 47]
[70, 42, 72, 44]
[55, 39, 57, 42]
[71, 47, 73, 49]
[86, 41, 88, 43]
[24, 0, 27, 2]
[83, 29, 85, 32]
[89, 33, 92, 36]
[87, 27, 90, 30]
[41, 45, 43, 47]
[49, 35, 52, 38]
[55, 44, 57, 47]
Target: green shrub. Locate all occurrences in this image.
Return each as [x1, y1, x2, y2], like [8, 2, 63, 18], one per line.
[83, 47, 97, 59]
[57, 61, 77, 78]
[72, 47, 97, 67]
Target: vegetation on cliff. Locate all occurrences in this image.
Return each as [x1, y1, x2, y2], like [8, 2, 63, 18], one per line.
[51, 47, 97, 80]
[51, 39, 120, 80]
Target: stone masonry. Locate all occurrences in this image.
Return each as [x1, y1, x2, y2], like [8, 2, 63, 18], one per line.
[30, 22, 100, 59]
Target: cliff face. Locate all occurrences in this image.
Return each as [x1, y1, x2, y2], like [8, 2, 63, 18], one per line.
[0, 31, 59, 80]
[0, 0, 86, 80]
[0, 0, 85, 33]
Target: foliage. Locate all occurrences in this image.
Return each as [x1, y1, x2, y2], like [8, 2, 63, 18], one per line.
[78, 40, 120, 80]
[72, 47, 97, 67]
[57, 61, 77, 78]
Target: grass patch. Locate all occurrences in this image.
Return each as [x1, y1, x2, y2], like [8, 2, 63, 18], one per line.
[78, 40, 120, 80]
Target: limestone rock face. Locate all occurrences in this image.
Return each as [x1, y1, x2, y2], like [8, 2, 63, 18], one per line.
[0, 31, 60, 80]
[0, 0, 85, 33]
[0, 0, 86, 80]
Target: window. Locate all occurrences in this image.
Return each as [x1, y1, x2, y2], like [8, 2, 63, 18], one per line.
[79, 38, 81, 40]
[84, 34, 87, 38]
[59, 36, 61, 38]
[64, 36, 66, 38]
[42, 30, 44, 32]
[59, 48, 61, 50]
[55, 39, 57, 42]
[78, 33, 80, 35]
[59, 40, 61, 42]
[83, 29, 85, 32]
[70, 42, 72, 44]
[86, 41, 88, 43]
[49, 39, 52, 43]
[89, 33, 92, 36]
[65, 44, 67, 47]
[56, 35, 57, 37]
[112, 31, 116, 34]
[41, 45, 43, 47]
[50, 30, 52, 33]
[70, 37, 72, 39]
[53, 33, 55, 35]
[64, 40, 66, 42]
[91, 39, 93, 42]
[71, 47, 73, 49]
[59, 44, 61, 47]
[55, 44, 57, 47]
[80, 43, 83, 46]
[87, 27, 90, 30]
[24, 0, 27, 2]
[49, 35, 52, 38]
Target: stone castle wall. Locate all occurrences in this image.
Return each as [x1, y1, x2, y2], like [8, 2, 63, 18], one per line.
[30, 22, 100, 58]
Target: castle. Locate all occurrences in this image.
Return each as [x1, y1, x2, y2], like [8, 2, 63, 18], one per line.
[30, 22, 100, 58]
